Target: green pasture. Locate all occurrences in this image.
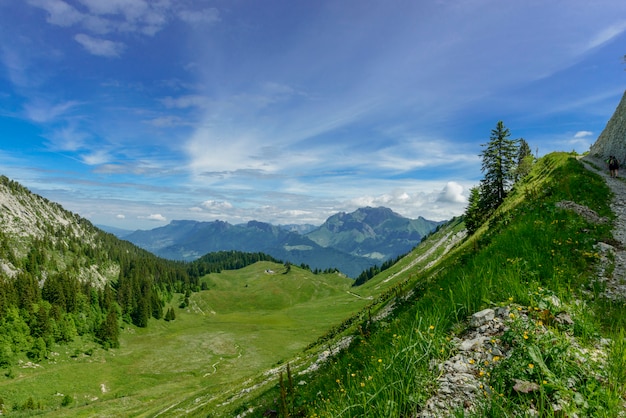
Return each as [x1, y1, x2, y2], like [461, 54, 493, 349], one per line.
[0, 261, 371, 416]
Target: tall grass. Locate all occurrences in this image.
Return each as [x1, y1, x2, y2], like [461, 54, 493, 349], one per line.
[248, 153, 625, 417]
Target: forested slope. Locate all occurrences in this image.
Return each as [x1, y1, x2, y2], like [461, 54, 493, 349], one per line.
[0, 175, 269, 364]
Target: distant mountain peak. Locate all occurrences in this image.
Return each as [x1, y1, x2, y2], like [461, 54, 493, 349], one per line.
[121, 206, 445, 278]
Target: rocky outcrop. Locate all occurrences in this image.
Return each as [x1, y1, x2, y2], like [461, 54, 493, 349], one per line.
[589, 90, 626, 163]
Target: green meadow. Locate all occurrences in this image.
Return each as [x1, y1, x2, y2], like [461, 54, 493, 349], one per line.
[0, 261, 381, 416]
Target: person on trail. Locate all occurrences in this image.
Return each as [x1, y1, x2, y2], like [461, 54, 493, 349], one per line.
[608, 155, 620, 178]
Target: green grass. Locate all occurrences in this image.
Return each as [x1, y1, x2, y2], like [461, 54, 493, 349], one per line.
[0, 262, 378, 416]
[244, 153, 626, 417]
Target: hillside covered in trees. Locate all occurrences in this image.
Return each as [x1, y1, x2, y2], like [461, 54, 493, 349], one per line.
[0, 175, 287, 365]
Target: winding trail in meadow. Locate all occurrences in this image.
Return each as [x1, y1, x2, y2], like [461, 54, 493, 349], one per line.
[581, 156, 626, 300]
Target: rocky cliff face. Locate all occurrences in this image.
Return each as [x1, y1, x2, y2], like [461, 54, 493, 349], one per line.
[589, 90, 626, 163]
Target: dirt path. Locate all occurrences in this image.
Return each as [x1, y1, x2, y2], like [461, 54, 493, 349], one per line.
[581, 156, 626, 300]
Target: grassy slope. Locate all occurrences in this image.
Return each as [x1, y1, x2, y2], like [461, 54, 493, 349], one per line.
[0, 262, 373, 416]
[241, 152, 626, 417]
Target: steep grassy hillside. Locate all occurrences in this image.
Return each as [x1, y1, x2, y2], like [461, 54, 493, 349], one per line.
[237, 152, 626, 417]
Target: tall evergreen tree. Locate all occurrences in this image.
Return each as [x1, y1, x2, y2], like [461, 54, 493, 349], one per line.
[464, 121, 520, 234]
[479, 121, 518, 211]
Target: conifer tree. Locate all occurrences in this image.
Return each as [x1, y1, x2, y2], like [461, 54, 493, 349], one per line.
[464, 121, 520, 234]
[515, 138, 534, 181]
[464, 186, 484, 235]
[164, 307, 176, 321]
[97, 309, 120, 348]
[479, 120, 518, 211]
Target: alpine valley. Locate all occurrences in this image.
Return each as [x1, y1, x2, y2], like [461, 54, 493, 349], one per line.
[2, 93, 626, 417]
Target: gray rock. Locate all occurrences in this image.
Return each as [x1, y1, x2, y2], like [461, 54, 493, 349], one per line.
[470, 308, 495, 328]
[589, 90, 626, 163]
[459, 336, 486, 352]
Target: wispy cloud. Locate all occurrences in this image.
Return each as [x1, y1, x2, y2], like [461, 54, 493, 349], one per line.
[160, 95, 210, 109]
[28, 0, 84, 27]
[583, 20, 626, 52]
[29, 0, 221, 39]
[202, 200, 233, 210]
[74, 34, 125, 57]
[23, 100, 81, 123]
[47, 124, 91, 151]
[574, 131, 593, 139]
[81, 149, 111, 165]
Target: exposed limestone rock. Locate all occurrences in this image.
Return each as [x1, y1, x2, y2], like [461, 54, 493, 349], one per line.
[555, 200, 608, 224]
[589, 90, 626, 163]
[469, 308, 495, 328]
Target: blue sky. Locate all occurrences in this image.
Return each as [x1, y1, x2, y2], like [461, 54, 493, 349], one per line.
[0, 0, 625, 230]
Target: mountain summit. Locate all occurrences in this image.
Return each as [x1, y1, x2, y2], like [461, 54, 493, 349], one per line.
[124, 207, 443, 278]
[306, 206, 443, 261]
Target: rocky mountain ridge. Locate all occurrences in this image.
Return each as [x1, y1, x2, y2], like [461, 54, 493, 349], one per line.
[0, 175, 110, 286]
[123, 207, 444, 278]
[589, 89, 626, 162]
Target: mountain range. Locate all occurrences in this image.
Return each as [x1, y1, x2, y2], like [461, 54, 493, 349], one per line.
[117, 207, 444, 278]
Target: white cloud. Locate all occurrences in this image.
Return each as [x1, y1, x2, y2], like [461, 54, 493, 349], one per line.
[189, 206, 203, 212]
[139, 213, 167, 222]
[81, 149, 111, 165]
[28, 0, 84, 27]
[202, 200, 233, 210]
[437, 181, 466, 204]
[145, 115, 189, 127]
[48, 124, 90, 151]
[74, 34, 125, 57]
[29, 0, 220, 39]
[574, 131, 593, 138]
[116, 214, 126, 219]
